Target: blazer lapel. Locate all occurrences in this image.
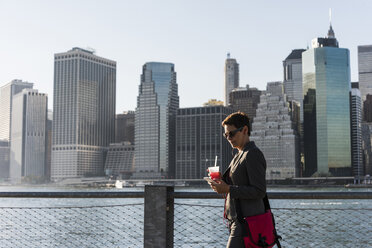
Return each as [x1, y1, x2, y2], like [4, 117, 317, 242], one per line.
[223, 151, 242, 177]
[223, 141, 256, 178]
[230, 151, 244, 173]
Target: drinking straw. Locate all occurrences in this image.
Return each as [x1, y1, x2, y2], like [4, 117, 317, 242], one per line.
[214, 155, 218, 167]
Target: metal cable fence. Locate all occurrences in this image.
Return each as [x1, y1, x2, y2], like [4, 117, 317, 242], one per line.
[174, 202, 227, 247]
[0, 203, 144, 248]
[1, 190, 371, 248]
[174, 201, 372, 248]
[273, 208, 372, 247]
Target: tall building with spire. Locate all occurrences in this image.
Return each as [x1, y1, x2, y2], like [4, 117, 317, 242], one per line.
[302, 24, 351, 177]
[51, 48, 116, 180]
[134, 62, 179, 179]
[224, 54, 239, 106]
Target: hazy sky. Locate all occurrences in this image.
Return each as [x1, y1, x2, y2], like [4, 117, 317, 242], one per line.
[1, 0, 371, 113]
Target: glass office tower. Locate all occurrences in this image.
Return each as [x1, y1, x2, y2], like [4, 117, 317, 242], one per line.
[134, 62, 179, 179]
[303, 26, 352, 176]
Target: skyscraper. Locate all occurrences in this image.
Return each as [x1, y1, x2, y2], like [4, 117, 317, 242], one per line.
[10, 89, 48, 183]
[358, 45, 372, 102]
[0, 80, 33, 179]
[229, 85, 261, 122]
[51, 47, 116, 180]
[134, 62, 179, 179]
[303, 25, 352, 177]
[175, 106, 233, 179]
[0, 80, 33, 141]
[251, 82, 300, 179]
[350, 86, 363, 180]
[283, 49, 306, 122]
[224, 54, 239, 106]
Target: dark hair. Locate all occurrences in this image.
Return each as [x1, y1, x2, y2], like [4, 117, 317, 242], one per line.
[222, 111, 250, 136]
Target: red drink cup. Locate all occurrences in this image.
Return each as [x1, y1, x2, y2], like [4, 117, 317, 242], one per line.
[210, 171, 221, 180]
[208, 166, 221, 180]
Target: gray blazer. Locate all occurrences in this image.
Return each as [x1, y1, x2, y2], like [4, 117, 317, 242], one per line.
[222, 141, 267, 221]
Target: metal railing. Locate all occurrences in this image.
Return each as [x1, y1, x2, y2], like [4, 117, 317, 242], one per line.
[0, 188, 371, 248]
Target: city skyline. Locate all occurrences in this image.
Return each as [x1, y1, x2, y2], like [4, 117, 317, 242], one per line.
[1, 1, 372, 113]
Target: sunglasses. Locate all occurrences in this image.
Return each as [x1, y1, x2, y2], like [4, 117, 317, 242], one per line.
[223, 127, 243, 139]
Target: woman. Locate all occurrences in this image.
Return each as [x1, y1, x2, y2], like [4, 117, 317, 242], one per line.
[209, 111, 267, 248]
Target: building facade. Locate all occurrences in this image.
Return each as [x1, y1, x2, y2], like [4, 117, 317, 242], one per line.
[250, 82, 300, 179]
[229, 85, 261, 122]
[0, 140, 10, 179]
[51, 47, 116, 180]
[351, 88, 363, 179]
[363, 94, 372, 122]
[104, 142, 134, 179]
[358, 45, 372, 103]
[115, 111, 135, 144]
[362, 123, 372, 176]
[10, 89, 48, 183]
[45, 111, 52, 181]
[134, 62, 179, 179]
[303, 26, 352, 177]
[283, 49, 306, 122]
[176, 106, 234, 179]
[0, 80, 34, 142]
[225, 54, 239, 106]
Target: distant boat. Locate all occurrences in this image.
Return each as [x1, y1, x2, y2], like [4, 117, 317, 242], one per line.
[115, 180, 123, 189]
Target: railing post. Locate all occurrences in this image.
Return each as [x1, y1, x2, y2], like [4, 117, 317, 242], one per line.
[144, 185, 174, 248]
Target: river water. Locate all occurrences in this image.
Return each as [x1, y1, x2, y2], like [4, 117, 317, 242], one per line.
[0, 185, 371, 247]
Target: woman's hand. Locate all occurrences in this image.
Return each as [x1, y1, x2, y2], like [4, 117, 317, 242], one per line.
[209, 179, 230, 194]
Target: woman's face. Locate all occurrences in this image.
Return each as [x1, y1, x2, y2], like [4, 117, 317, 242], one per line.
[223, 124, 246, 150]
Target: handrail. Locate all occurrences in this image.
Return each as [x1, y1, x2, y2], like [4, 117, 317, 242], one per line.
[173, 191, 372, 199]
[0, 191, 371, 199]
[0, 192, 145, 198]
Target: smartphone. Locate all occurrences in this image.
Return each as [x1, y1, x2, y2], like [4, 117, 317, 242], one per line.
[203, 177, 216, 183]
